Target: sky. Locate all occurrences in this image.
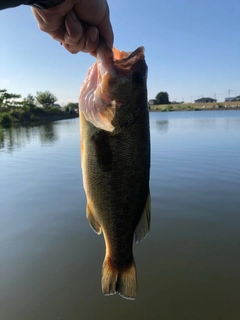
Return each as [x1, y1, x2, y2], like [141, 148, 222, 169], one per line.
[0, 0, 240, 105]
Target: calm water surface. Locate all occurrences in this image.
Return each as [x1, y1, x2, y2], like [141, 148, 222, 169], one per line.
[1, 110, 240, 320]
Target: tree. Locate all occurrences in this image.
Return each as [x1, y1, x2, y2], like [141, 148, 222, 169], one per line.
[25, 94, 35, 104]
[35, 91, 57, 108]
[155, 91, 169, 105]
[22, 94, 37, 111]
[0, 89, 22, 109]
[64, 102, 78, 112]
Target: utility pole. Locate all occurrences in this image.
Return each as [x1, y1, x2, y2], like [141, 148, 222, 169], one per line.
[228, 89, 231, 97]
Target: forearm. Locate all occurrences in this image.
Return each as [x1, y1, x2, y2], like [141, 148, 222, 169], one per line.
[0, 0, 64, 10]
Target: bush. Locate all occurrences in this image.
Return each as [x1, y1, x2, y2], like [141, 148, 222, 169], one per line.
[49, 107, 62, 113]
[64, 106, 71, 112]
[22, 102, 36, 112]
[21, 111, 39, 122]
[34, 107, 47, 113]
[0, 112, 12, 126]
[64, 102, 78, 112]
[165, 106, 173, 112]
[9, 109, 38, 122]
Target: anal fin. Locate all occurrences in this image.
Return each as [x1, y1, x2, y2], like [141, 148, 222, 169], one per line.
[86, 203, 102, 234]
[134, 192, 151, 243]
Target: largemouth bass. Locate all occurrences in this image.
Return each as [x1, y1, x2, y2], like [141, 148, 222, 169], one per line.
[79, 41, 150, 300]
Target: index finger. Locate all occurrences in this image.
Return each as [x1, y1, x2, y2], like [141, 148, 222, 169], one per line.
[95, 3, 113, 48]
[73, 1, 113, 49]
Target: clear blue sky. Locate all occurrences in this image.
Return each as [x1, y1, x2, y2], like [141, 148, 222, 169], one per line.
[0, 0, 240, 105]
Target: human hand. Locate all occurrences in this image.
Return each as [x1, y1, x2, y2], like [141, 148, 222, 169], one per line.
[32, 0, 113, 54]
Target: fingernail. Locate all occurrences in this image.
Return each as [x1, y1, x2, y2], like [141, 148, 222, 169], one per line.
[69, 10, 77, 21]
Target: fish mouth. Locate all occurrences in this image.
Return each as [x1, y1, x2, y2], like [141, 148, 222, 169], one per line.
[97, 43, 145, 76]
[79, 42, 145, 132]
[95, 43, 145, 106]
[113, 46, 145, 68]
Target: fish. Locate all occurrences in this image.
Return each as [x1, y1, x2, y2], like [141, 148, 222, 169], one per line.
[79, 41, 150, 300]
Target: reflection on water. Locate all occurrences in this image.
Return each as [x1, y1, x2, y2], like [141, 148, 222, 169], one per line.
[0, 128, 4, 149]
[154, 120, 169, 133]
[0, 122, 58, 154]
[1, 112, 240, 320]
[39, 123, 58, 144]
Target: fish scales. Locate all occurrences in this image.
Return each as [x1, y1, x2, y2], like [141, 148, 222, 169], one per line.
[79, 41, 151, 300]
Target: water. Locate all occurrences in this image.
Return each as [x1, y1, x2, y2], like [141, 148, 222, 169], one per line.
[1, 111, 240, 320]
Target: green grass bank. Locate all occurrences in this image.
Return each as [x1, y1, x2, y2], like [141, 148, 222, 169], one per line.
[149, 101, 240, 112]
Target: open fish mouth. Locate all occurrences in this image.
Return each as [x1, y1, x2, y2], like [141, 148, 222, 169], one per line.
[79, 43, 146, 132]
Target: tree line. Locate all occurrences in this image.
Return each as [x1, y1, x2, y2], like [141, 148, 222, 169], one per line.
[0, 89, 79, 125]
[1, 89, 171, 109]
[0, 89, 58, 109]
[0, 89, 79, 112]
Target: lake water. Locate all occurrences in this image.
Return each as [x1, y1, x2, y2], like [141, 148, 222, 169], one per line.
[1, 110, 240, 320]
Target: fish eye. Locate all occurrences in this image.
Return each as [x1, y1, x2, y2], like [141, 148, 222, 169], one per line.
[132, 71, 145, 84]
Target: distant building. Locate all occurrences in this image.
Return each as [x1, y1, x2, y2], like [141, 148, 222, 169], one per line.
[53, 103, 61, 108]
[194, 97, 217, 103]
[225, 97, 240, 102]
[148, 99, 157, 105]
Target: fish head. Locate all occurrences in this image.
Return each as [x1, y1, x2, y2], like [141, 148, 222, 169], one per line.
[79, 42, 148, 132]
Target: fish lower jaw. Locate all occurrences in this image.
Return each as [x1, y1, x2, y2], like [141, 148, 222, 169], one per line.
[111, 100, 126, 108]
[95, 99, 125, 111]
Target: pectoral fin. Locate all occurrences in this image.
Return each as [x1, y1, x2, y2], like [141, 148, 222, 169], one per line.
[134, 193, 151, 243]
[86, 203, 102, 234]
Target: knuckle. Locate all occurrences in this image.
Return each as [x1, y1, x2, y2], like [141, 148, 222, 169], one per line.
[64, 37, 78, 46]
[68, 48, 79, 54]
[65, 44, 80, 54]
[38, 24, 47, 32]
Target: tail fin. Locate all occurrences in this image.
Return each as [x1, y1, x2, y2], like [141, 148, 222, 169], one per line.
[101, 257, 137, 300]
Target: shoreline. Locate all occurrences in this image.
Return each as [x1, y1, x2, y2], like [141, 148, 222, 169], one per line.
[149, 102, 240, 112]
[25, 112, 79, 123]
[149, 106, 240, 112]
[0, 111, 79, 127]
